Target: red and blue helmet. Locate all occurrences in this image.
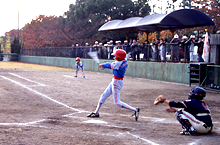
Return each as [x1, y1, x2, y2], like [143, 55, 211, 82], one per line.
[112, 49, 126, 61]
[76, 57, 80, 61]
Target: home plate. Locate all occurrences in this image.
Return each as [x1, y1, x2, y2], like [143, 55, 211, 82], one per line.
[83, 120, 108, 124]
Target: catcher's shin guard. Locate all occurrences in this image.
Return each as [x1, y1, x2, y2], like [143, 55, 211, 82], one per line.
[175, 110, 194, 132]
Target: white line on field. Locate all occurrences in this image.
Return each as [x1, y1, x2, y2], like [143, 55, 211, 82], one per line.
[63, 75, 76, 79]
[0, 119, 47, 127]
[188, 139, 202, 145]
[9, 73, 46, 86]
[127, 131, 160, 145]
[1, 74, 160, 144]
[64, 112, 178, 124]
[0, 75, 82, 112]
[0, 73, 209, 145]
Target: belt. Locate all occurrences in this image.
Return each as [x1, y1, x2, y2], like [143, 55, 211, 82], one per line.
[196, 113, 210, 116]
[113, 76, 123, 80]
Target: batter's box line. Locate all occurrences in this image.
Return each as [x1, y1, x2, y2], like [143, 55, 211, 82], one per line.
[0, 119, 49, 128]
[64, 111, 179, 124]
[0, 75, 82, 112]
[127, 131, 159, 145]
[9, 73, 46, 86]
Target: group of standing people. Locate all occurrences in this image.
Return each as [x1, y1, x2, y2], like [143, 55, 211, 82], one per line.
[170, 34, 206, 63]
[72, 33, 207, 63]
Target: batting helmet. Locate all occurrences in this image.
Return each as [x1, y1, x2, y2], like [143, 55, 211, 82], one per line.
[76, 57, 80, 61]
[112, 49, 126, 61]
[188, 87, 206, 100]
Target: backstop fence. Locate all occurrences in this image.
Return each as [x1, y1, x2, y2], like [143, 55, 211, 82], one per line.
[20, 43, 200, 63]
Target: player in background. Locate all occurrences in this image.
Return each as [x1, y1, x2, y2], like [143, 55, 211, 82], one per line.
[75, 57, 85, 78]
[87, 49, 140, 121]
[156, 87, 213, 135]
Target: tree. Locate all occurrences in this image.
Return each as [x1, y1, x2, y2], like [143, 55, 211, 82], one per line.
[22, 15, 72, 48]
[192, 0, 220, 33]
[19, 1, 151, 48]
[60, 0, 151, 44]
[11, 37, 21, 53]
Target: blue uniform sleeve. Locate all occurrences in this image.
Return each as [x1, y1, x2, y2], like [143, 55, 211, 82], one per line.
[101, 63, 111, 69]
[169, 101, 185, 108]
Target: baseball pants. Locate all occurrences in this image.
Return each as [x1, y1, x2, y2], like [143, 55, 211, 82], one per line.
[95, 78, 136, 114]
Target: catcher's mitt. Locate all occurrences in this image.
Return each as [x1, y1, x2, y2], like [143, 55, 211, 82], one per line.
[154, 95, 166, 105]
[166, 107, 177, 113]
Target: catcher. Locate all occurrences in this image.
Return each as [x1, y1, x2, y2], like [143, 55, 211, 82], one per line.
[154, 87, 213, 135]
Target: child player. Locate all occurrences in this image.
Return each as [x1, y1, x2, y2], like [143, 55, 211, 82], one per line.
[75, 57, 85, 78]
[87, 49, 140, 121]
[155, 87, 213, 135]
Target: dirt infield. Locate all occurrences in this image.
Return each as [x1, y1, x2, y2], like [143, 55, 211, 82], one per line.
[0, 61, 219, 145]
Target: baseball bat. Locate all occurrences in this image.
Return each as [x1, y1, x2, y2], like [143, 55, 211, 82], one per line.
[87, 51, 100, 64]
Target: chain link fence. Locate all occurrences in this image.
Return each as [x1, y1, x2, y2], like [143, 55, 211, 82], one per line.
[20, 43, 199, 63]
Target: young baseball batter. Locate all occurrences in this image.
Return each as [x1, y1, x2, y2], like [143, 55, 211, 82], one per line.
[87, 49, 140, 121]
[75, 57, 85, 78]
[154, 87, 213, 135]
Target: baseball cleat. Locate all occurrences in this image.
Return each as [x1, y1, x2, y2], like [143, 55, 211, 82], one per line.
[132, 108, 140, 121]
[87, 112, 99, 118]
[180, 129, 196, 135]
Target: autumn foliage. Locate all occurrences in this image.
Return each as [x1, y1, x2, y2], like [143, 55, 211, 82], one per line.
[21, 15, 74, 49]
[3, 0, 219, 50]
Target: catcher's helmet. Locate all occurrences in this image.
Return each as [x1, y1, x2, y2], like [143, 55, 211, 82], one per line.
[76, 57, 80, 61]
[188, 87, 206, 100]
[112, 49, 126, 61]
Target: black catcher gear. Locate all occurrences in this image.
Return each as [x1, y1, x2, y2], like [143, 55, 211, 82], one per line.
[188, 87, 206, 100]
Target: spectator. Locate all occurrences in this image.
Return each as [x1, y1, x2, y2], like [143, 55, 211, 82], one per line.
[93, 41, 99, 47]
[84, 43, 90, 58]
[170, 34, 181, 62]
[155, 38, 160, 61]
[158, 38, 166, 62]
[92, 41, 99, 52]
[197, 37, 204, 62]
[71, 44, 75, 57]
[107, 41, 113, 59]
[142, 40, 151, 61]
[117, 41, 122, 49]
[150, 39, 157, 60]
[103, 44, 108, 59]
[123, 40, 129, 52]
[186, 35, 196, 62]
[179, 36, 190, 63]
[75, 43, 80, 57]
[131, 39, 140, 61]
[123, 40, 131, 60]
[99, 43, 104, 58]
[128, 39, 133, 59]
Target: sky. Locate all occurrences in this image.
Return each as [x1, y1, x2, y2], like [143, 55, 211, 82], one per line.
[0, 0, 75, 36]
[0, 0, 182, 37]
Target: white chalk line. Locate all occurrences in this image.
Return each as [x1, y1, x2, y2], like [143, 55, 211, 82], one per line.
[1, 74, 159, 144]
[63, 75, 93, 80]
[2, 74, 219, 144]
[9, 73, 46, 86]
[64, 112, 178, 124]
[63, 75, 76, 79]
[0, 119, 49, 129]
[0, 75, 82, 113]
[64, 115, 136, 130]
[84, 130, 125, 137]
[127, 131, 160, 145]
